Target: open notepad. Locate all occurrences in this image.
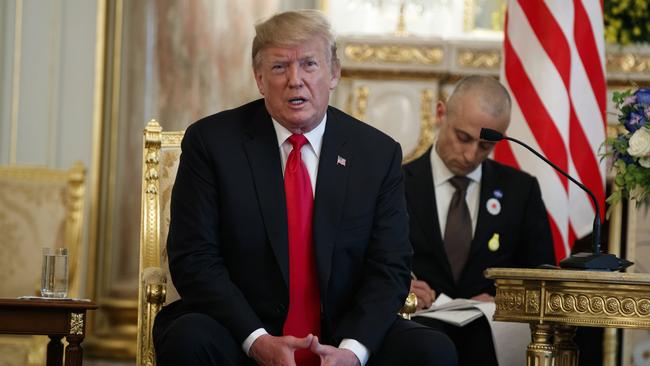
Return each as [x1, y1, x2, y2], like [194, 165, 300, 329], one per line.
[413, 293, 484, 327]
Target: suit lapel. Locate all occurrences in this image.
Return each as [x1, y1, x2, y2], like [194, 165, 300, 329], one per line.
[243, 106, 290, 287]
[404, 149, 454, 279]
[313, 108, 349, 297]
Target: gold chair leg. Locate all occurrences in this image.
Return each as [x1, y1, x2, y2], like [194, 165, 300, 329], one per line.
[527, 323, 556, 366]
[554, 324, 578, 366]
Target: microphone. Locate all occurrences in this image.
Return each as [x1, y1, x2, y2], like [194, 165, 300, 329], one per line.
[480, 128, 633, 271]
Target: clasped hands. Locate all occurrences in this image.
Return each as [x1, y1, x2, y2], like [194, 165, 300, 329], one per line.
[250, 334, 360, 366]
[410, 280, 494, 310]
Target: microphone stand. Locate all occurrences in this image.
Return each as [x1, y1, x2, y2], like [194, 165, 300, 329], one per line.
[480, 128, 633, 271]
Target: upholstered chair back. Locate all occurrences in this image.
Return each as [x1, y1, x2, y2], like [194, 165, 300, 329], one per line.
[0, 162, 85, 366]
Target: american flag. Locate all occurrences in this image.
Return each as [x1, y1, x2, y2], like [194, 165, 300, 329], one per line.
[495, 0, 606, 262]
[337, 155, 347, 167]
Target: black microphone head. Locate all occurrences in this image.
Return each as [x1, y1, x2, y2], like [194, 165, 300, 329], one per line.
[480, 128, 504, 142]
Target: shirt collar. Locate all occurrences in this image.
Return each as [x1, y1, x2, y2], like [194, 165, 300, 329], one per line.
[430, 140, 482, 186]
[272, 114, 327, 158]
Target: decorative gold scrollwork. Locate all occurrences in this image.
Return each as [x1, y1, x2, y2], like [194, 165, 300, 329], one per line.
[351, 86, 369, 121]
[547, 292, 650, 318]
[496, 289, 525, 312]
[70, 313, 84, 335]
[145, 151, 159, 164]
[621, 298, 636, 316]
[606, 52, 650, 73]
[162, 132, 184, 147]
[639, 299, 650, 315]
[549, 293, 562, 311]
[562, 294, 576, 312]
[457, 49, 500, 69]
[403, 89, 435, 163]
[344, 44, 444, 66]
[526, 290, 540, 313]
[576, 295, 589, 312]
[605, 297, 620, 314]
[590, 296, 605, 312]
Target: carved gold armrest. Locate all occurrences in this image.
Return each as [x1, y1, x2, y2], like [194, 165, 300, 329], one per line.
[138, 267, 167, 366]
[398, 292, 418, 320]
[143, 267, 167, 306]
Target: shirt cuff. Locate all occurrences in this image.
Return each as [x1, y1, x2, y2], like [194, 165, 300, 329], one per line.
[339, 338, 370, 366]
[242, 328, 268, 356]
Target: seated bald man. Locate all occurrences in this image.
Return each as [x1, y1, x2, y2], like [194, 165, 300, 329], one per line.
[405, 75, 555, 366]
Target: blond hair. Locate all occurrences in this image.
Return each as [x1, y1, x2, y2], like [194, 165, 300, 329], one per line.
[252, 9, 339, 70]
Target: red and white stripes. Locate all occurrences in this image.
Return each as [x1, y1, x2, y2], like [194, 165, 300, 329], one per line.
[495, 0, 606, 262]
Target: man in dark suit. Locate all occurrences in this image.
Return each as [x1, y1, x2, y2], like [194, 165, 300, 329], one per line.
[152, 9, 456, 366]
[404, 76, 556, 366]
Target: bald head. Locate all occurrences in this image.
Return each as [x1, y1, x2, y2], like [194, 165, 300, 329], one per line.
[435, 76, 512, 176]
[446, 75, 511, 122]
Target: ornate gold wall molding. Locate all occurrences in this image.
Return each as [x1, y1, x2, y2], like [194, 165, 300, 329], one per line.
[606, 52, 650, 74]
[403, 89, 435, 163]
[340, 36, 650, 80]
[457, 49, 500, 70]
[344, 44, 444, 66]
[349, 86, 369, 121]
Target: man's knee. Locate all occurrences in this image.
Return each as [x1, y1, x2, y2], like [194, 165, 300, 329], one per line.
[413, 326, 457, 365]
[154, 312, 241, 365]
[371, 319, 457, 366]
[400, 323, 457, 366]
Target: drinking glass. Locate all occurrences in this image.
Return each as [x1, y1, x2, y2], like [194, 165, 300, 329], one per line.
[41, 247, 68, 298]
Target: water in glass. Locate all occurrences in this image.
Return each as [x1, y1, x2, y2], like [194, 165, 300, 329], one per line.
[41, 247, 68, 298]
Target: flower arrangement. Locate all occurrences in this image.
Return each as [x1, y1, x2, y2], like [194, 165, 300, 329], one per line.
[604, 0, 650, 45]
[605, 87, 650, 210]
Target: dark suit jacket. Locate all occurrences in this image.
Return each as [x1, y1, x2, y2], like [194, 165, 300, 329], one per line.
[404, 147, 555, 299]
[164, 99, 411, 353]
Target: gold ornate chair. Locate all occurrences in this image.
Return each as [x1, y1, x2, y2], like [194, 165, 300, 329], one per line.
[135, 120, 416, 366]
[137, 120, 184, 366]
[0, 162, 85, 366]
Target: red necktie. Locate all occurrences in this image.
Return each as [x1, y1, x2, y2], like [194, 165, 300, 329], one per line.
[282, 134, 320, 366]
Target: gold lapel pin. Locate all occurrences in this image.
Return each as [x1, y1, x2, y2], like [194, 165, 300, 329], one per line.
[488, 233, 500, 252]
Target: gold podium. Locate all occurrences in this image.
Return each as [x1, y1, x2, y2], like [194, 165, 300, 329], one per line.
[485, 268, 650, 366]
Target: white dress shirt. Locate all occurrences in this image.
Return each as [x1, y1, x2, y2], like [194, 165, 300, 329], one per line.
[430, 143, 482, 237]
[242, 114, 370, 366]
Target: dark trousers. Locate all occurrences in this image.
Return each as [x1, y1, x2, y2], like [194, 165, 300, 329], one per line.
[153, 307, 458, 366]
[413, 315, 497, 366]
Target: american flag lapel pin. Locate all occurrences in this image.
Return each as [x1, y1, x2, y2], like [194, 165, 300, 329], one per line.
[337, 155, 346, 167]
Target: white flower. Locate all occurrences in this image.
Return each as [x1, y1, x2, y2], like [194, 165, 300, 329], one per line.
[629, 185, 648, 201]
[627, 127, 650, 157]
[640, 156, 650, 168]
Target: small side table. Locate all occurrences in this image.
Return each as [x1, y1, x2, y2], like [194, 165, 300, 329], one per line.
[0, 298, 97, 366]
[485, 268, 650, 366]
